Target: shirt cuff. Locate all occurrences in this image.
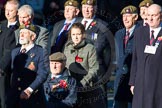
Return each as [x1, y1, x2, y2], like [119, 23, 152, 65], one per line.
[27, 87, 33, 93]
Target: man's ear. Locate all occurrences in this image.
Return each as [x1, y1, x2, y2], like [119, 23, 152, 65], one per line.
[31, 33, 36, 41]
[93, 5, 97, 14]
[29, 15, 34, 21]
[160, 13, 162, 21]
[75, 8, 80, 16]
[134, 14, 139, 21]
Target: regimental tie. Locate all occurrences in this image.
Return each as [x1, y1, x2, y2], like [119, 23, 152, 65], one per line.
[20, 48, 26, 53]
[124, 30, 130, 48]
[52, 23, 71, 53]
[51, 76, 55, 80]
[64, 23, 70, 31]
[83, 21, 88, 28]
[150, 30, 155, 45]
[9, 25, 16, 30]
[56, 23, 70, 43]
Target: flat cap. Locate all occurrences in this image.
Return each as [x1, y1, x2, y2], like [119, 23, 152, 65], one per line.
[139, 0, 154, 7]
[64, 0, 79, 8]
[81, 0, 96, 6]
[121, 5, 138, 15]
[49, 52, 67, 61]
[19, 23, 36, 33]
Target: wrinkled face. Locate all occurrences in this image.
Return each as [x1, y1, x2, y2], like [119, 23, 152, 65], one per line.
[64, 6, 79, 21]
[147, 6, 161, 28]
[5, 3, 17, 21]
[122, 13, 138, 29]
[50, 61, 65, 75]
[140, 6, 148, 20]
[18, 12, 32, 25]
[71, 28, 84, 45]
[82, 4, 94, 19]
[19, 29, 33, 45]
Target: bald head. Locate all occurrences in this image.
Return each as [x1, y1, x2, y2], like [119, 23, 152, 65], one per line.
[147, 4, 162, 28]
[148, 4, 162, 13]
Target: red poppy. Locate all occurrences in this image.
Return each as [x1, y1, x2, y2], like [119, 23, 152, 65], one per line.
[59, 80, 68, 88]
[75, 55, 83, 62]
[90, 21, 96, 27]
[23, 21, 29, 27]
[158, 36, 162, 41]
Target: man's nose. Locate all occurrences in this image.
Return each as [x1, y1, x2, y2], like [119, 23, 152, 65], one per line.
[123, 17, 127, 21]
[20, 34, 24, 37]
[66, 9, 69, 12]
[6, 11, 9, 15]
[85, 7, 89, 11]
[54, 63, 57, 69]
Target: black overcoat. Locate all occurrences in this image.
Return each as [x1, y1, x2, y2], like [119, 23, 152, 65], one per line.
[0, 20, 16, 108]
[129, 25, 162, 108]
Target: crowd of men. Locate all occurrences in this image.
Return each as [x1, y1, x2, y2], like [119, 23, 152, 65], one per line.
[0, 0, 162, 108]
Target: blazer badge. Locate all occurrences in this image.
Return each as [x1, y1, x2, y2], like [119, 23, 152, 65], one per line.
[30, 53, 35, 58]
[28, 62, 36, 71]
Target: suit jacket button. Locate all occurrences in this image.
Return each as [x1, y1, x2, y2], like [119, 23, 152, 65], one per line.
[18, 87, 21, 91]
[17, 78, 21, 81]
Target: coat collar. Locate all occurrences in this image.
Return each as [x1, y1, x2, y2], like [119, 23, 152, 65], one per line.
[48, 68, 70, 80]
[67, 39, 86, 50]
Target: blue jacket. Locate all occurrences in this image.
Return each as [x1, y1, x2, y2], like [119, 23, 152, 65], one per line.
[44, 68, 77, 108]
[114, 24, 139, 102]
[7, 45, 49, 108]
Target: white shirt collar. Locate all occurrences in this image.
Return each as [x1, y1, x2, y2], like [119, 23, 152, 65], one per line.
[7, 21, 17, 28]
[150, 26, 162, 39]
[82, 18, 93, 30]
[51, 74, 62, 79]
[20, 44, 34, 53]
[126, 25, 136, 37]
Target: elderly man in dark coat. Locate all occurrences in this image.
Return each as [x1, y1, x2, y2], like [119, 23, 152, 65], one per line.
[44, 52, 77, 108]
[0, 21, 16, 108]
[15, 5, 49, 50]
[113, 5, 139, 108]
[6, 24, 49, 108]
[50, 0, 80, 53]
[129, 4, 162, 108]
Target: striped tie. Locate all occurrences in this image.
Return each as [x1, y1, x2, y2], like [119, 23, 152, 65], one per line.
[150, 30, 155, 45]
[64, 23, 70, 31]
[124, 31, 130, 48]
[21, 48, 26, 53]
[84, 21, 88, 28]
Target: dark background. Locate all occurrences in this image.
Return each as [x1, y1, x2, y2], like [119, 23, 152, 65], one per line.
[1, 0, 162, 34]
